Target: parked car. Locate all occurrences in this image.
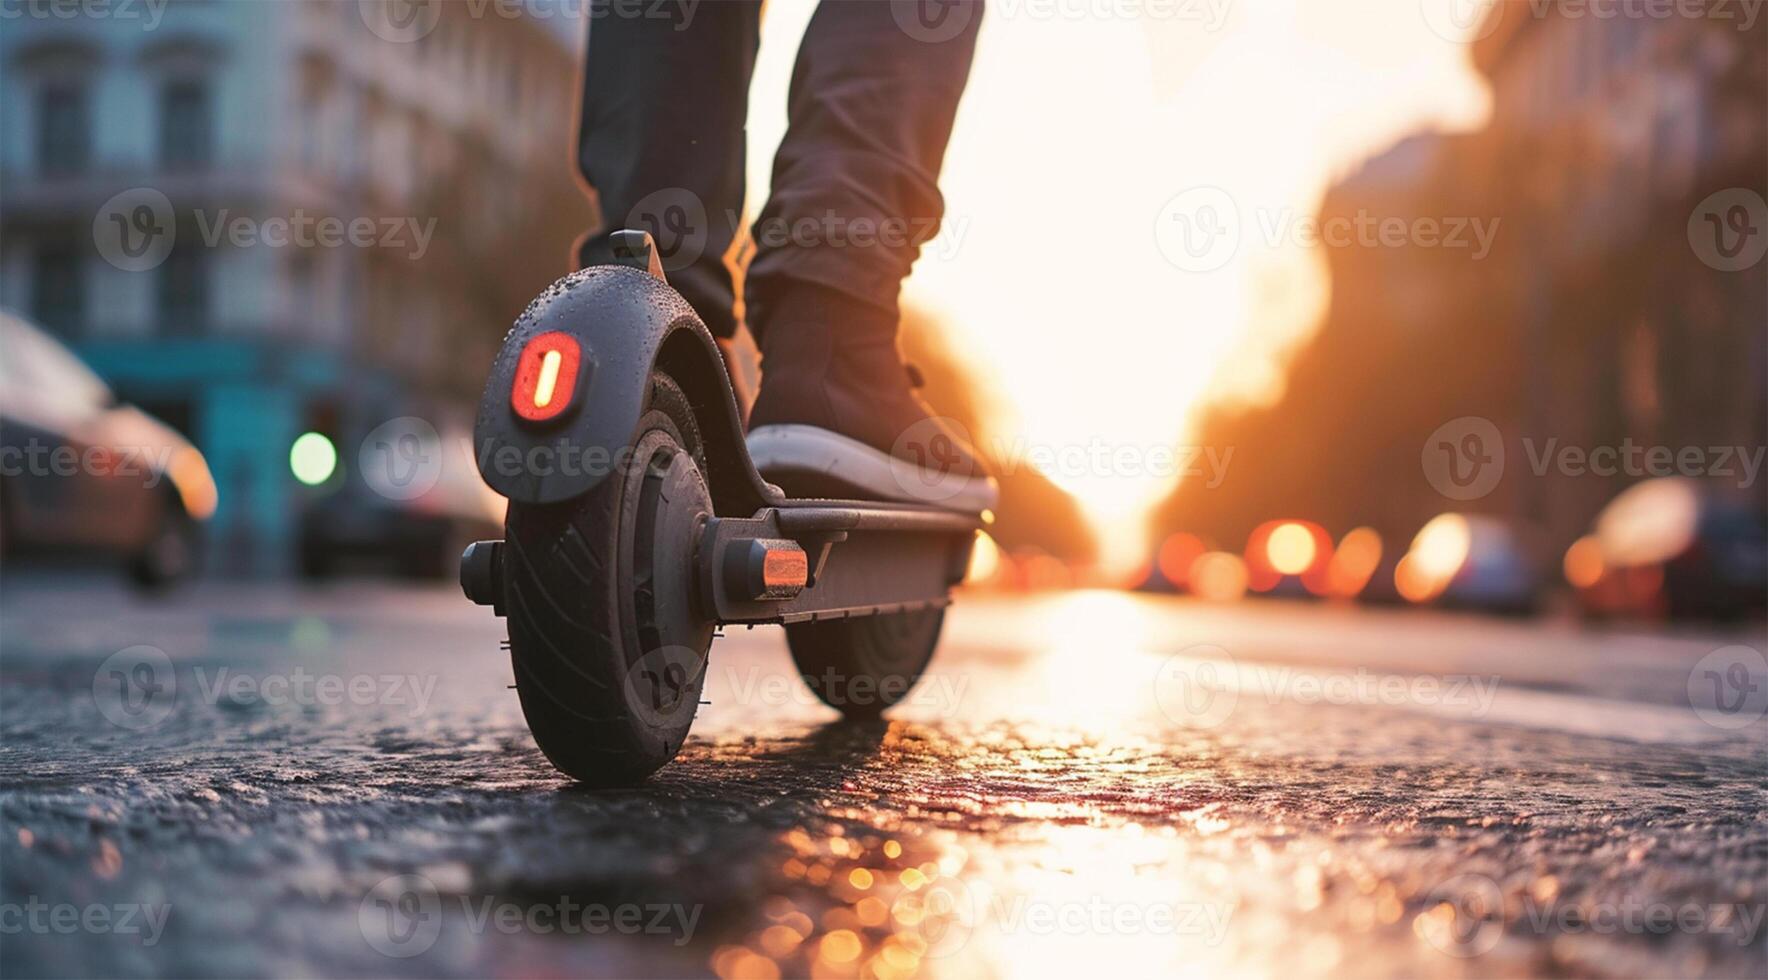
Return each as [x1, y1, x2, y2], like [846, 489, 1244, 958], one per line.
[0, 312, 216, 587]
[1569, 478, 1767, 621]
[1394, 513, 1539, 614]
[297, 424, 503, 580]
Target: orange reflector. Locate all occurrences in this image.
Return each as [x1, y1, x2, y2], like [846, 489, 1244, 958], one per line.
[762, 546, 809, 590]
[511, 332, 583, 423]
[726, 538, 809, 601]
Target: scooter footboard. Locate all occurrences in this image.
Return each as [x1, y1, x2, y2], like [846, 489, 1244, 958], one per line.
[701, 505, 979, 625]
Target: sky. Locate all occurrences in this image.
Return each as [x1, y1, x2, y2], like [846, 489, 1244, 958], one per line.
[746, 0, 1495, 570]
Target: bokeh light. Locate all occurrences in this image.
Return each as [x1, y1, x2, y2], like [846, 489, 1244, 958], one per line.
[289, 432, 338, 486]
[1325, 527, 1383, 598]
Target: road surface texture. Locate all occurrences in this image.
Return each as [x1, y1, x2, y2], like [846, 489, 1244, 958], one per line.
[1, 575, 1764, 978]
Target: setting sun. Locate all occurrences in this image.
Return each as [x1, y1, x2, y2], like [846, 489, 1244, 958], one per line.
[748, 0, 1490, 569]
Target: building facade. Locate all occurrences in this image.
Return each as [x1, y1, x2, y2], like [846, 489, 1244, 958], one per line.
[1, 0, 591, 572]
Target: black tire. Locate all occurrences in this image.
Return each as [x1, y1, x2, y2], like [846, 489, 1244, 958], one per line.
[502, 372, 714, 785]
[785, 608, 944, 719]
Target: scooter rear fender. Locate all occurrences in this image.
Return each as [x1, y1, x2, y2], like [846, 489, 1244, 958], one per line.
[472, 262, 769, 514]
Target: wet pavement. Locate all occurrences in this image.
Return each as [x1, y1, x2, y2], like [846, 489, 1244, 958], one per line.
[1, 576, 1764, 978]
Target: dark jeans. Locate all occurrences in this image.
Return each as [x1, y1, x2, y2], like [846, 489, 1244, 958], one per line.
[575, 0, 983, 340]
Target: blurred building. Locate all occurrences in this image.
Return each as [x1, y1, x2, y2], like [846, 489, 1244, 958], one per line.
[0, 0, 591, 573]
[1156, 5, 1766, 573]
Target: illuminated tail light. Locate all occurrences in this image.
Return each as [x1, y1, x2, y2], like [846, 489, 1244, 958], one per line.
[511, 332, 584, 423]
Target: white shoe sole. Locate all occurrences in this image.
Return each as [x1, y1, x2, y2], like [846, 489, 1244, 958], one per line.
[747, 424, 999, 514]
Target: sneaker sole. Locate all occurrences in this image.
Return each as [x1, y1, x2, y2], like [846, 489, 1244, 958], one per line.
[746, 424, 999, 514]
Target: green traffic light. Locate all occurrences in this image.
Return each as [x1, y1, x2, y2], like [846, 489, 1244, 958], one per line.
[290, 431, 338, 486]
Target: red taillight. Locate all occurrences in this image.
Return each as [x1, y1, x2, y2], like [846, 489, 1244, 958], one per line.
[511, 332, 583, 423]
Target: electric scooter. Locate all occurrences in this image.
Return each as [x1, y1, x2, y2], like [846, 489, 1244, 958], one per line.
[460, 230, 984, 785]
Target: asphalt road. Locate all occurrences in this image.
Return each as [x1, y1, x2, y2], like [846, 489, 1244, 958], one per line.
[1, 575, 1764, 979]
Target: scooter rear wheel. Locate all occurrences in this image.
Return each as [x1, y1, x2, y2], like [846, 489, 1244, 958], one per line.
[502, 371, 714, 785]
[785, 609, 944, 719]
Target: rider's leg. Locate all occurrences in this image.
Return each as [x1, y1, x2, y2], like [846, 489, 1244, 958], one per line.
[574, 0, 761, 342]
[745, 0, 994, 509]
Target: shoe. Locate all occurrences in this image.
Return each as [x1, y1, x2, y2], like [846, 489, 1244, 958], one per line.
[745, 284, 997, 513]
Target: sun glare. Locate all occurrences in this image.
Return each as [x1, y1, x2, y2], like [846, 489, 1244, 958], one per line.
[748, 0, 1490, 569]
